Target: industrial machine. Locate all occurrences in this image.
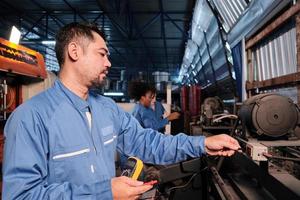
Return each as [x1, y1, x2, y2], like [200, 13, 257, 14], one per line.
[189, 96, 237, 135]
[138, 158, 207, 200]
[0, 37, 47, 193]
[239, 93, 300, 139]
[200, 96, 225, 126]
[0, 37, 47, 120]
[179, 93, 300, 199]
[168, 90, 300, 199]
[208, 93, 300, 200]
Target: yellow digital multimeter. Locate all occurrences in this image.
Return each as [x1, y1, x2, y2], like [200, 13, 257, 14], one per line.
[121, 156, 144, 181]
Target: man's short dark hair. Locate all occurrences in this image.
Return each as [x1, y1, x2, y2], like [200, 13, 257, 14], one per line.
[55, 22, 106, 67]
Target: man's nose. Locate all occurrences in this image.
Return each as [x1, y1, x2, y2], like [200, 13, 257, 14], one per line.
[106, 58, 112, 68]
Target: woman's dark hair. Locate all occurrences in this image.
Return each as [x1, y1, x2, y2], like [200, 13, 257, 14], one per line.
[149, 85, 157, 95]
[55, 22, 106, 67]
[128, 82, 153, 101]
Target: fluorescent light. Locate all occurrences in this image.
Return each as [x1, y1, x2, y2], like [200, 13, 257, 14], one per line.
[42, 40, 56, 45]
[223, 99, 235, 103]
[103, 92, 124, 96]
[9, 26, 21, 44]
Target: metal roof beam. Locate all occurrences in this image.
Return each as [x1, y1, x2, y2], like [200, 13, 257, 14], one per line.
[1, 0, 57, 38]
[134, 13, 161, 38]
[204, 31, 220, 91]
[108, 44, 131, 67]
[21, 15, 48, 40]
[207, 0, 237, 97]
[0, 15, 49, 41]
[21, 14, 46, 40]
[127, 3, 134, 38]
[130, 12, 155, 69]
[110, 37, 183, 41]
[1, 1, 131, 71]
[95, 0, 129, 38]
[21, 35, 55, 52]
[48, 15, 64, 28]
[62, 0, 86, 22]
[197, 47, 208, 84]
[93, 13, 103, 23]
[30, 0, 66, 27]
[159, 0, 169, 68]
[164, 13, 186, 36]
[106, 15, 128, 38]
[95, 0, 136, 62]
[1, 10, 191, 15]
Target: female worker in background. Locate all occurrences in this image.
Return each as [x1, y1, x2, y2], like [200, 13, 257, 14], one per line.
[130, 82, 180, 132]
[150, 86, 180, 133]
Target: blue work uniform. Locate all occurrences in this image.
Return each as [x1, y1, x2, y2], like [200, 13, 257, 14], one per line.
[132, 103, 168, 131]
[3, 79, 206, 200]
[153, 101, 165, 120]
[153, 101, 166, 132]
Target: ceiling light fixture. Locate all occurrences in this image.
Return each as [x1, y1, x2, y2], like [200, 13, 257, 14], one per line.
[42, 40, 56, 45]
[9, 26, 21, 44]
[103, 92, 124, 96]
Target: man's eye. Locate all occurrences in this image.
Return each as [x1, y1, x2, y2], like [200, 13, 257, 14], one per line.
[99, 53, 105, 57]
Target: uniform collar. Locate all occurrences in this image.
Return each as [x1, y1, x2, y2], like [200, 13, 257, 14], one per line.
[54, 79, 90, 112]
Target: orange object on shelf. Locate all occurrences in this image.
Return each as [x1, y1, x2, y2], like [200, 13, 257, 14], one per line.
[0, 37, 47, 79]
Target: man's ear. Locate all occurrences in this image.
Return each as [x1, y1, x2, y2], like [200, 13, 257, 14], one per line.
[67, 42, 80, 61]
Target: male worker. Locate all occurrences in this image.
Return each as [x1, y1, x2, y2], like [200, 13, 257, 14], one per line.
[3, 22, 240, 199]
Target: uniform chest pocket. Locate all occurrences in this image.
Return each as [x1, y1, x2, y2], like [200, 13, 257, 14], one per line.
[101, 125, 117, 146]
[99, 125, 118, 165]
[52, 146, 95, 184]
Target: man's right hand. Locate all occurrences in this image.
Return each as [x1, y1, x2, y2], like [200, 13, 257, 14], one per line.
[204, 134, 240, 156]
[111, 176, 153, 200]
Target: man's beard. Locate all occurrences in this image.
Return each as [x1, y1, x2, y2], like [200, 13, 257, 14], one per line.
[90, 76, 106, 89]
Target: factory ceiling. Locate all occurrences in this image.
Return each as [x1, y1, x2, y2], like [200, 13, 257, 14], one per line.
[0, 0, 196, 82]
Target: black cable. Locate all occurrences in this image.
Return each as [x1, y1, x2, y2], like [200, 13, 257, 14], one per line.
[216, 119, 239, 170]
[165, 166, 208, 195]
[263, 152, 300, 162]
[139, 166, 208, 200]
